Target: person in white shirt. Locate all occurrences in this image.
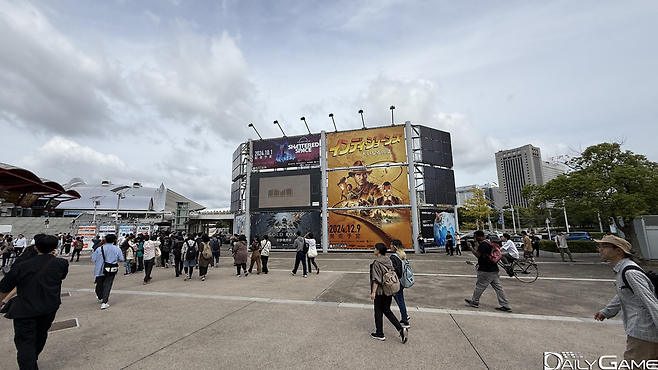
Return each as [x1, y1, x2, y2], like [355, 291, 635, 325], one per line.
[305, 232, 320, 274]
[500, 233, 519, 276]
[142, 234, 160, 285]
[13, 235, 27, 256]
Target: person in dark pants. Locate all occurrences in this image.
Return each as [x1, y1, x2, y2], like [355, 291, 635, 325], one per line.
[142, 234, 160, 285]
[0, 234, 69, 370]
[260, 235, 271, 274]
[370, 242, 408, 343]
[172, 236, 184, 277]
[91, 234, 124, 310]
[290, 231, 307, 277]
[445, 231, 454, 256]
[70, 237, 83, 262]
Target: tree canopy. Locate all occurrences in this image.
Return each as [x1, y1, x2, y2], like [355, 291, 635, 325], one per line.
[522, 142, 658, 257]
[461, 187, 493, 230]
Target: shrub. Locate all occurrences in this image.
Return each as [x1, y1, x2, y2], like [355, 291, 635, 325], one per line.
[539, 240, 598, 253]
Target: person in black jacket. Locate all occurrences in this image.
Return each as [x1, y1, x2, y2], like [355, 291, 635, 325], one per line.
[464, 230, 512, 312]
[172, 236, 184, 277]
[0, 234, 69, 370]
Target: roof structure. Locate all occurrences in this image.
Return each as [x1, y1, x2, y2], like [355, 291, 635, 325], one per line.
[0, 163, 81, 208]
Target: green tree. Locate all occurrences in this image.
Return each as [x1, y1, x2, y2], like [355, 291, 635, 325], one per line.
[461, 187, 493, 230]
[522, 143, 658, 258]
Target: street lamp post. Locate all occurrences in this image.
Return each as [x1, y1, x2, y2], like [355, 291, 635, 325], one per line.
[111, 186, 130, 224]
[563, 207, 570, 233]
[90, 196, 104, 224]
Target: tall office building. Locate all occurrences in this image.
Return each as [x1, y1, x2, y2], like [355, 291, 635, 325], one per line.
[542, 161, 566, 182]
[495, 144, 543, 207]
[456, 182, 504, 208]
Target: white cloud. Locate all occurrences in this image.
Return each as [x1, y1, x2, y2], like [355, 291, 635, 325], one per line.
[0, 0, 134, 135]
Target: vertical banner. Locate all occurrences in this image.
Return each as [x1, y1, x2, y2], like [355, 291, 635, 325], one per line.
[326, 126, 406, 168]
[251, 211, 321, 249]
[76, 225, 96, 249]
[234, 214, 246, 235]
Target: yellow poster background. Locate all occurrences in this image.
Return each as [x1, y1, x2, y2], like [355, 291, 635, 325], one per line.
[328, 209, 412, 249]
[326, 126, 406, 168]
[328, 166, 409, 208]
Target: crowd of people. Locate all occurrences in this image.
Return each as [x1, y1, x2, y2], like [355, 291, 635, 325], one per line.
[0, 227, 657, 369]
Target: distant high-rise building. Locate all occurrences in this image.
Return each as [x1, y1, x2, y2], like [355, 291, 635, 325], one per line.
[456, 182, 503, 208]
[542, 161, 567, 182]
[495, 144, 543, 207]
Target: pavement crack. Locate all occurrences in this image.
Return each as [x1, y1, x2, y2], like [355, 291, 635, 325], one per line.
[450, 313, 490, 370]
[119, 301, 256, 370]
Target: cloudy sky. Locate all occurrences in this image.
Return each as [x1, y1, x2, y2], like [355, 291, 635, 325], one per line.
[1, 0, 656, 209]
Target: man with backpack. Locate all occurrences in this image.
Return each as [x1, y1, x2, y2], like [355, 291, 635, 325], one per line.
[369, 242, 408, 343]
[594, 235, 658, 361]
[464, 230, 512, 312]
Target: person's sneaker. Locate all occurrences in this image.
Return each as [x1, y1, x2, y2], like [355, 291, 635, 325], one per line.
[303, 275, 307, 278]
[495, 306, 512, 312]
[97, 298, 102, 303]
[236, 274, 241, 277]
[201, 277, 205, 281]
[291, 271, 296, 276]
[399, 327, 408, 344]
[317, 268, 320, 274]
[245, 272, 249, 277]
[370, 333, 385, 341]
[465, 261, 475, 265]
[100, 303, 110, 310]
[400, 321, 410, 328]
[464, 299, 479, 308]
[143, 281, 148, 285]
[184, 276, 189, 281]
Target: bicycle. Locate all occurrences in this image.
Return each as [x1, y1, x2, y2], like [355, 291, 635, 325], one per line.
[498, 258, 538, 283]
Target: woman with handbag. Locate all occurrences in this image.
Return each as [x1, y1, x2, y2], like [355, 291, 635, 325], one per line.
[248, 236, 262, 274]
[197, 234, 212, 281]
[305, 233, 319, 274]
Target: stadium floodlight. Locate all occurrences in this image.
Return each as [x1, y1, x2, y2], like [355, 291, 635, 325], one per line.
[358, 109, 366, 129]
[273, 120, 286, 137]
[390, 106, 395, 126]
[300, 117, 311, 134]
[248, 123, 262, 140]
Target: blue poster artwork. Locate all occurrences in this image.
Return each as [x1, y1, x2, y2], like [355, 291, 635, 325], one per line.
[433, 211, 456, 247]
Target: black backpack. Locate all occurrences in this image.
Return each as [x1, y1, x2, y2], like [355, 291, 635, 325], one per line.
[621, 265, 658, 297]
[161, 238, 172, 253]
[303, 241, 309, 254]
[185, 240, 197, 260]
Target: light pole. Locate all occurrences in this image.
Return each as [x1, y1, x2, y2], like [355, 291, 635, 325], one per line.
[329, 113, 338, 132]
[510, 205, 517, 234]
[90, 196, 104, 224]
[358, 109, 366, 129]
[563, 207, 570, 233]
[273, 120, 286, 137]
[248, 123, 262, 140]
[300, 116, 311, 134]
[546, 217, 551, 241]
[111, 186, 130, 224]
[390, 105, 395, 126]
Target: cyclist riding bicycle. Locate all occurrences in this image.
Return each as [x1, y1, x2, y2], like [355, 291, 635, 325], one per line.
[499, 233, 519, 276]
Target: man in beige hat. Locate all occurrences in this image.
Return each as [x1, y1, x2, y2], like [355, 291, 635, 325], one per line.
[594, 235, 658, 361]
[349, 160, 382, 201]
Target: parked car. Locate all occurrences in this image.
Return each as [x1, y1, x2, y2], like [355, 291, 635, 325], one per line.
[567, 231, 593, 241]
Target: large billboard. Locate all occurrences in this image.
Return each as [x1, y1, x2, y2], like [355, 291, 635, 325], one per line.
[258, 174, 311, 208]
[328, 166, 409, 208]
[419, 209, 456, 247]
[326, 126, 406, 168]
[251, 211, 322, 249]
[252, 134, 321, 170]
[328, 208, 412, 249]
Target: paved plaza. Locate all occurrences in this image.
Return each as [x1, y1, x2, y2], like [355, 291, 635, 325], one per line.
[0, 250, 634, 369]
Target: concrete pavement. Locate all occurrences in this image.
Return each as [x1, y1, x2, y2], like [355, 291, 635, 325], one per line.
[0, 250, 631, 369]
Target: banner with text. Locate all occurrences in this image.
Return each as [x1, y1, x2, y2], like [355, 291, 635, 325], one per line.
[326, 126, 406, 168]
[251, 211, 322, 249]
[328, 208, 412, 249]
[252, 134, 321, 170]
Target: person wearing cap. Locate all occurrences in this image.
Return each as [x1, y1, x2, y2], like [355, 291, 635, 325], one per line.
[594, 235, 658, 361]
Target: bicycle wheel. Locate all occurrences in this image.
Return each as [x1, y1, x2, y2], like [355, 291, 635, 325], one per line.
[512, 260, 538, 283]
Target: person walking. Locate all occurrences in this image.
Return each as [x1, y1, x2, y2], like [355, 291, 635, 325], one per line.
[160, 234, 172, 269]
[369, 243, 408, 343]
[464, 230, 512, 312]
[172, 236, 184, 277]
[197, 234, 212, 281]
[417, 234, 425, 254]
[0, 234, 69, 370]
[123, 239, 134, 276]
[142, 234, 160, 285]
[389, 239, 410, 328]
[70, 237, 84, 262]
[232, 235, 249, 277]
[291, 231, 307, 278]
[135, 236, 144, 272]
[181, 235, 197, 281]
[454, 232, 462, 256]
[91, 234, 124, 310]
[445, 231, 454, 256]
[248, 236, 262, 274]
[260, 235, 271, 274]
[594, 235, 658, 361]
[305, 232, 319, 274]
[554, 231, 573, 262]
[210, 234, 221, 268]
